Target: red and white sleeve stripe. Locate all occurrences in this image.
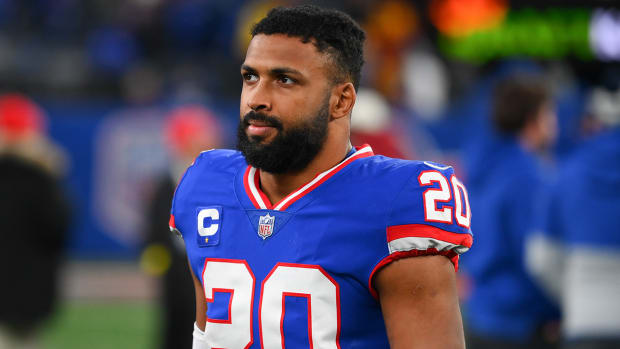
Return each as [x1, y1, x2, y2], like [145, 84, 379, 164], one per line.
[367, 224, 473, 299]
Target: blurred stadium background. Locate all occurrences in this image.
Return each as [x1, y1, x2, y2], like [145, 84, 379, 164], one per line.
[1, 0, 619, 348]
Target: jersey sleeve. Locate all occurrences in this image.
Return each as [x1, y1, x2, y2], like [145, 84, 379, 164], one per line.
[168, 151, 208, 238]
[383, 162, 473, 270]
[168, 168, 191, 238]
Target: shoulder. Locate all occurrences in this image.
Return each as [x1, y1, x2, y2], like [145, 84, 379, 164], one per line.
[362, 156, 472, 297]
[355, 155, 471, 243]
[353, 155, 458, 189]
[190, 148, 247, 171]
[333, 155, 461, 212]
[171, 149, 245, 211]
[178, 149, 246, 185]
[477, 149, 544, 203]
[348, 156, 465, 222]
[169, 149, 246, 237]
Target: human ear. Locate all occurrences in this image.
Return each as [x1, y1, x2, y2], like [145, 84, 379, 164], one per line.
[330, 82, 356, 120]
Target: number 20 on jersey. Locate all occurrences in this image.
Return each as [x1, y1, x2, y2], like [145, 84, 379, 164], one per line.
[202, 260, 340, 349]
[419, 170, 471, 228]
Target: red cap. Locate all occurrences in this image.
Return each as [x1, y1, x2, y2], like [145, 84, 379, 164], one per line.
[0, 94, 46, 141]
[164, 105, 221, 154]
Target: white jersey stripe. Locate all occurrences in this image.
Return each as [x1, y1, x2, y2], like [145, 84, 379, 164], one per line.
[423, 161, 452, 171]
[248, 167, 268, 209]
[388, 236, 470, 255]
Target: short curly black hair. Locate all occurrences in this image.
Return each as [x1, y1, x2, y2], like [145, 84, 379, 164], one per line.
[251, 5, 365, 91]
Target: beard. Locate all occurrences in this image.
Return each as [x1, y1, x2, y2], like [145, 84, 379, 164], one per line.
[236, 100, 330, 174]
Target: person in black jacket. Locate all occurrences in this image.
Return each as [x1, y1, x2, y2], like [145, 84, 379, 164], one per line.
[0, 93, 70, 348]
[141, 105, 222, 349]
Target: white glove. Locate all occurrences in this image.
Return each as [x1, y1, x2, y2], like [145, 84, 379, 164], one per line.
[192, 322, 209, 349]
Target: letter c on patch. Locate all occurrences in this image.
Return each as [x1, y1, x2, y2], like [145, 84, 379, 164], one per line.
[197, 208, 219, 236]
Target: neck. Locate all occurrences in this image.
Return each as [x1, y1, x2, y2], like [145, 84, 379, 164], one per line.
[518, 127, 542, 154]
[259, 138, 352, 205]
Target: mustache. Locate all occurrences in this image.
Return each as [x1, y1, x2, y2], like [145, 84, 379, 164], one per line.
[242, 111, 283, 130]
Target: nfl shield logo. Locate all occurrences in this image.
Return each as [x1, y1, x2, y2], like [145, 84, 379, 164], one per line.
[258, 213, 275, 239]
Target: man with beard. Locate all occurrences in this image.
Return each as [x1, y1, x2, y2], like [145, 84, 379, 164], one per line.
[170, 5, 473, 349]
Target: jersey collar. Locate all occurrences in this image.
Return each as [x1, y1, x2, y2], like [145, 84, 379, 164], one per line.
[243, 144, 374, 211]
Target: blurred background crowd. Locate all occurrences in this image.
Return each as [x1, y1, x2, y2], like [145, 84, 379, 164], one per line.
[0, 0, 618, 348]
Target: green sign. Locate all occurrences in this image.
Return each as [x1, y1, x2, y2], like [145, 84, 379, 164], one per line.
[439, 8, 593, 63]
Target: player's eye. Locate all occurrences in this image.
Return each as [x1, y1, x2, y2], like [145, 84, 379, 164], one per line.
[277, 75, 296, 85]
[243, 73, 258, 82]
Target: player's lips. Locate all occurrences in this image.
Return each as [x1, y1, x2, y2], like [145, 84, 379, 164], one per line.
[247, 120, 277, 137]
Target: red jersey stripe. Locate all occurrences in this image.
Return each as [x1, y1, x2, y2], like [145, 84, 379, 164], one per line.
[387, 224, 473, 248]
[244, 145, 374, 211]
[244, 166, 266, 209]
[169, 214, 176, 229]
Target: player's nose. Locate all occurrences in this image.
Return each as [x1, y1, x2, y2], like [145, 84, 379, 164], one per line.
[246, 83, 272, 112]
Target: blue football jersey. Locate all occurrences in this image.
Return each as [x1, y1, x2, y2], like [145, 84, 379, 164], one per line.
[170, 145, 473, 348]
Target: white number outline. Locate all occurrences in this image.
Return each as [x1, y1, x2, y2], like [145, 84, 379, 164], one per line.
[418, 170, 471, 229]
[206, 287, 233, 324]
[202, 258, 256, 349]
[202, 261, 341, 349]
[418, 170, 453, 224]
[259, 263, 341, 349]
[451, 175, 471, 228]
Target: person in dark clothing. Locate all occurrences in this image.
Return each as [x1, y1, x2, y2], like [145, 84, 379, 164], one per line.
[0, 155, 70, 330]
[0, 93, 70, 348]
[143, 175, 195, 349]
[141, 105, 222, 349]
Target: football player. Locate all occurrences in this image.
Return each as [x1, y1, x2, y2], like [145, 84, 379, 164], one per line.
[170, 5, 473, 348]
